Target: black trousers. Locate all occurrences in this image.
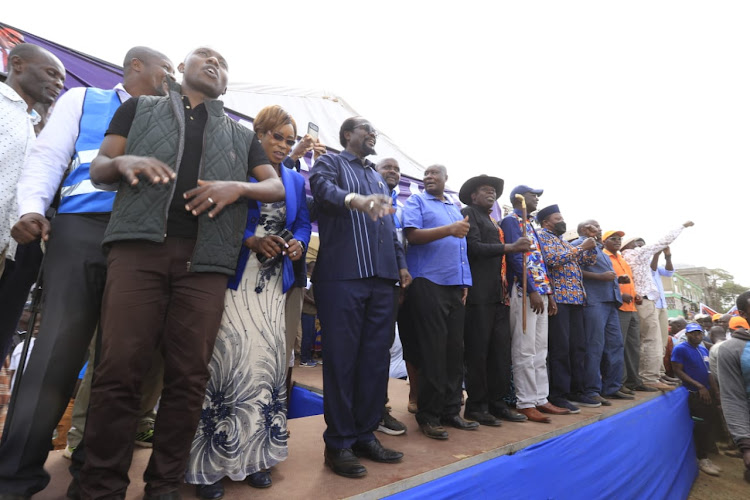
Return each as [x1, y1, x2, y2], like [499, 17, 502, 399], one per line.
[464, 302, 512, 414]
[687, 391, 717, 460]
[0, 241, 43, 361]
[548, 303, 586, 401]
[0, 215, 108, 496]
[410, 278, 465, 425]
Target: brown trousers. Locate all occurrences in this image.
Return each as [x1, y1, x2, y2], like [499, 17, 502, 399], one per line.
[79, 239, 227, 498]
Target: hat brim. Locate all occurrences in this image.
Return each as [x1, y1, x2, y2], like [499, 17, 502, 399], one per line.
[459, 176, 504, 205]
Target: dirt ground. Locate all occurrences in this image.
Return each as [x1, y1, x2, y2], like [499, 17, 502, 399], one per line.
[688, 449, 749, 499]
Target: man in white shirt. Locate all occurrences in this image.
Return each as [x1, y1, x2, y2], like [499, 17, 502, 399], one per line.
[0, 43, 64, 277]
[0, 46, 172, 499]
[621, 221, 693, 390]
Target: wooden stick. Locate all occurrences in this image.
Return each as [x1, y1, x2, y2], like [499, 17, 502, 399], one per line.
[514, 194, 528, 334]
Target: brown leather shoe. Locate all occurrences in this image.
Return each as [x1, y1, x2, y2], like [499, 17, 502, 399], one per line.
[536, 402, 571, 415]
[645, 382, 675, 391]
[516, 407, 551, 423]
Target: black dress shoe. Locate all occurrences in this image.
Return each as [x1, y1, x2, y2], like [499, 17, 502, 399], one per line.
[352, 438, 403, 463]
[440, 415, 480, 430]
[247, 470, 272, 488]
[324, 447, 367, 478]
[464, 411, 502, 427]
[144, 491, 181, 500]
[196, 481, 224, 500]
[492, 407, 529, 422]
[632, 385, 658, 392]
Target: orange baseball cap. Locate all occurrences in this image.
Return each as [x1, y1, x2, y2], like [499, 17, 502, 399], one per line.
[602, 230, 625, 241]
[712, 313, 722, 321]
[729, 316, 749, 330]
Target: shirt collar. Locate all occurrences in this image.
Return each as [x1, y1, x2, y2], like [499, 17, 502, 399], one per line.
[603, 248, 620, 257]
[340, 150, 374, 169]
[424, 191, 453, 204]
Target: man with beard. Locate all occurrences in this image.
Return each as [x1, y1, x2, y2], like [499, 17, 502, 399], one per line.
[78, 46, 283, 498]
[621, 221, 694, 391]
[403, 165, 473, 439]
[459, 175, 530, 426]
[0, 47, 169, 499]
[535, 205, 599, 411]
[572, 221, 631, 403]
[310, 118, 410, 478]
[500, 186, 570, 423]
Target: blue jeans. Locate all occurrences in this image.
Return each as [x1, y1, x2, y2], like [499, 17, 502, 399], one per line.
[300, 313, 316, 363]
[582, 302, 625, 397]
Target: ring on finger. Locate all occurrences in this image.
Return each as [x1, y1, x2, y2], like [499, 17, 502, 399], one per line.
[292, 251, 297, 257]
[208, 197, 215, 204]
[368, 201, 375, 210]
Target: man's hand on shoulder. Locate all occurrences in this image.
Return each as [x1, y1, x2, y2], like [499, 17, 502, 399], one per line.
[11, 213, 51, 244]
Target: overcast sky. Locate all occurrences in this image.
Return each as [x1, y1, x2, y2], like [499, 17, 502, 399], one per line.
[3, 1, 748, 298]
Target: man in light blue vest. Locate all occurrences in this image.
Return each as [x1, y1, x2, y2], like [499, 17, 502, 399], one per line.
[0, 47, 173, 499]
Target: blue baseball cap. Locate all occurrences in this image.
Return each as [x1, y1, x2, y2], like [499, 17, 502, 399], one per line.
[685, 322, 703, 333]
[510, 185, 543, 203]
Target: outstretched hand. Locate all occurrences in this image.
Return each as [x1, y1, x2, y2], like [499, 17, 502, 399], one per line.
[117, 156, 175, 186]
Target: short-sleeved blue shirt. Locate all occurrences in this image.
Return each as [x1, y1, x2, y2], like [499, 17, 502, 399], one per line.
[402, 192, 471, 287]
[671, 342, 710, 391]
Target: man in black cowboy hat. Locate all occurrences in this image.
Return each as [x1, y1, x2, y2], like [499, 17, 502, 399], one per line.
[460, 175, 531, 426]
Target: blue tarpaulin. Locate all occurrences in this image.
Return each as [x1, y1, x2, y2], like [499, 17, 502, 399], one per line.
[288, 385, 324, 419]
[389, 388, 697, 500]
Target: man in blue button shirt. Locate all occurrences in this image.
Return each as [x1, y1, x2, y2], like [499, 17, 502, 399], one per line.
[572, 221, 631, 402]
[402, 165, 474, 439]
[310, 117, 411, 478]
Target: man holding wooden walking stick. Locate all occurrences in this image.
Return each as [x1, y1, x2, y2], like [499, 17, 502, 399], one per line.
[500, 185, 570, 423]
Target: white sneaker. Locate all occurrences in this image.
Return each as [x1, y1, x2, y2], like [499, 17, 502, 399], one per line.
[698, 458, 720, 476]
[62, 445, 75, 460]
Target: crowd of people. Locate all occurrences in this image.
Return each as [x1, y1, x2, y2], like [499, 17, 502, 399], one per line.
[0, 41, 749, 500]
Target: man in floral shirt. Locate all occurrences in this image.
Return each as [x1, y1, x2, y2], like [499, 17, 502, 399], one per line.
[500, 186, 570, 423]
[536, 205, 599, 412]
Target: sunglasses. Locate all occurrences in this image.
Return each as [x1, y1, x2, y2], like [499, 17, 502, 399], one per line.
[270, 131, 296, 147]
[354, 124, 379, 137]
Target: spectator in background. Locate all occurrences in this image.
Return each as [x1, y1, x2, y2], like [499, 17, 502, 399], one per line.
[403, 165, 474, 439]
[650, 247, 680, 386]
[672, 322, 721, 476]
[460, 175, 530, 427]
[300, 261, 318, 367]
[374, 157, 408, 437]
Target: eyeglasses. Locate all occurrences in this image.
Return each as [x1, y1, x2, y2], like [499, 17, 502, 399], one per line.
[270, 132, 296, 147]
[354, 124, 378, 137]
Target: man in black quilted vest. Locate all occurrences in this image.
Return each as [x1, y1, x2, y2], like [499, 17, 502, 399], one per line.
[78, 47, 283, 499]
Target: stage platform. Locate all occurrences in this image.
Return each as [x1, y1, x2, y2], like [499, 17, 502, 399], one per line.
[37, 364, 696, 499]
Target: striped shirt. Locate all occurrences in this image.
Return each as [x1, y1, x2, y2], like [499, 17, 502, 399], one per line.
[309, 151, 405, 282]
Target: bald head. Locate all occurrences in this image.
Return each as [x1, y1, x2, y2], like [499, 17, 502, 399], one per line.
[6, 43, 64, 109]
[122, 46, 174, 98]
